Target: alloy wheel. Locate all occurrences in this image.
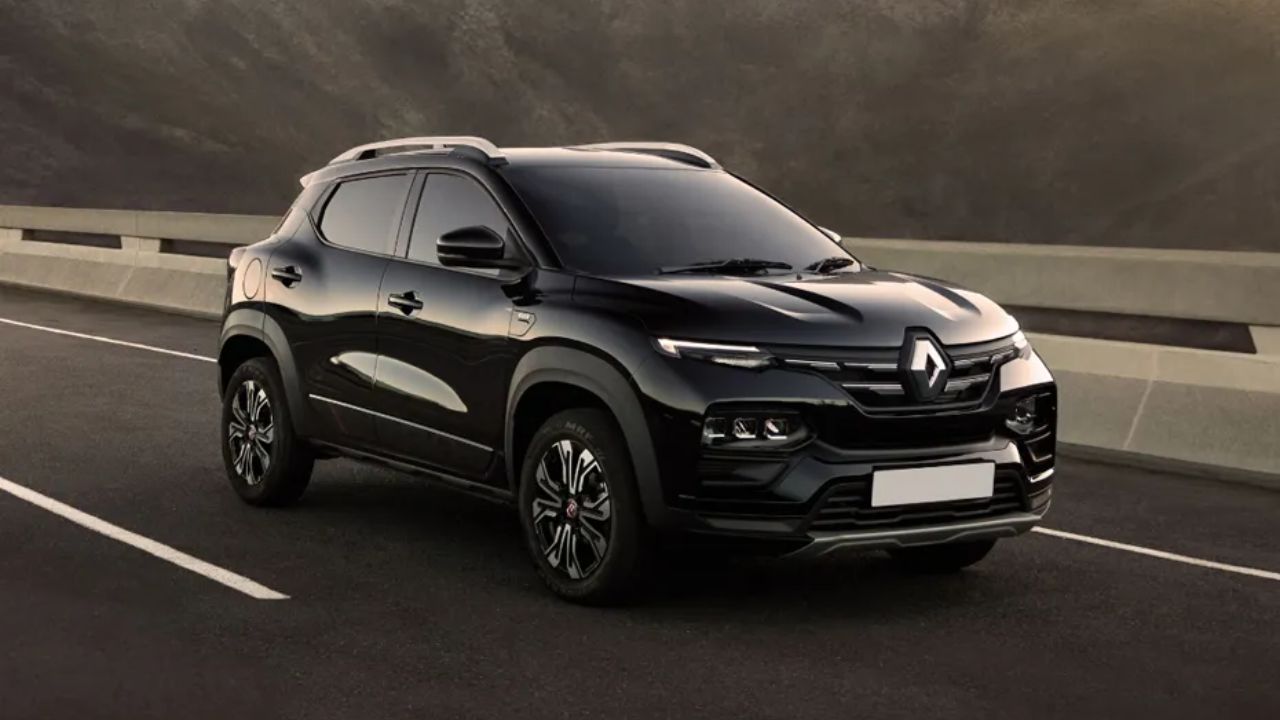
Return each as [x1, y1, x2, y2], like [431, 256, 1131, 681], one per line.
[228, 379, 274, 486]
[531, 439, 613, 580]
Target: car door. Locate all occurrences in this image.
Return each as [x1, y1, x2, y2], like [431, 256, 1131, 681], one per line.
[372, 170, 525, 481]
[264, 171, 413, 448]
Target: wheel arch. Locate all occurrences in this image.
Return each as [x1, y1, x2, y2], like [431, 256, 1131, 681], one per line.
[506, 346, 664, 525]
[218, 308, 311, 436]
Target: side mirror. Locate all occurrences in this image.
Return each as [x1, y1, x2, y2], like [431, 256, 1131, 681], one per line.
[437, 226, 525, 270]
[819, 226, 842, 243]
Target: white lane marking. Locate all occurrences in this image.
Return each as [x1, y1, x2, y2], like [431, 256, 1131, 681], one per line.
[1033, 526, 1280, 582]
[0, 476, 288, 600]
[0, 317, 215, 363]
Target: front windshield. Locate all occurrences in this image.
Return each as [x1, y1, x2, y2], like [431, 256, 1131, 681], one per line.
[503, 165, 853, 276]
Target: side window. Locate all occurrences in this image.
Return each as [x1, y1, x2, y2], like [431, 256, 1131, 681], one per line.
[407, 173, 513, 265]
[318, 174, 411, 254]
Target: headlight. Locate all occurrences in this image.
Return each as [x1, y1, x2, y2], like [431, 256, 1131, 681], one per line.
[702, 410, 809, 448]
[1006, 392, 1053, 435]
[1011, 330, 1032, 359]
[655, 338, 773, 369]
[1005, 395, 1038, 435]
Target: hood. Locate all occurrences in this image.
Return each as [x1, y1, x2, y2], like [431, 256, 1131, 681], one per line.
[572, 271, 1019, 348]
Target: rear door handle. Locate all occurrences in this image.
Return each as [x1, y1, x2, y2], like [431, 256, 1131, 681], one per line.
[388, 291, 424, 314]
[270, 266, 303, 287]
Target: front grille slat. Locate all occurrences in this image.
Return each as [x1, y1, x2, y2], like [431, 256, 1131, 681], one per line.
[841, 381, 905, 396]
[944, 373, 990, 392]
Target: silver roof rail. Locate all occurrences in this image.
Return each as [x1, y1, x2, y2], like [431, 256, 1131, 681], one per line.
[329, 136, 506, 165]
[574, 142, 720, 170]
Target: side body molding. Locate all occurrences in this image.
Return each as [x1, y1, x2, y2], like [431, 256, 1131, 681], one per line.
[506, 346, 665, 526]
[218, 307, 313, 437]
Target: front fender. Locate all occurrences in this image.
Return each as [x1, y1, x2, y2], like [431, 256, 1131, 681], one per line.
[506, 345, 668, 527]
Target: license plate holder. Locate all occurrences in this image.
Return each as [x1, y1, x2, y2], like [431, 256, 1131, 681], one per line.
[870, 462, 995, 508]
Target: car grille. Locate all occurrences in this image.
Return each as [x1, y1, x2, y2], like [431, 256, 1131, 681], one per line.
[805, 469, 1026, 532]
[809, 407, 999, 450]
[776, 336, 1019, 414]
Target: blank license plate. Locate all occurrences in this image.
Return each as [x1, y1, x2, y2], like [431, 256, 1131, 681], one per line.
[871, 463, 995, 507]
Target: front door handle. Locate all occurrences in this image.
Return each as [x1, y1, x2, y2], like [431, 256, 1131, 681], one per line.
[388, 291, 424, 315]
[270, 265, 303, 287]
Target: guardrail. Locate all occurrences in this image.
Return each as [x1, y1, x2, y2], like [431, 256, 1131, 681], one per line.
[1, 205, 1277, 482]
[0, 204, 275, 246]
[844, 237, 1280, 327]
[0, 204, 267, 317]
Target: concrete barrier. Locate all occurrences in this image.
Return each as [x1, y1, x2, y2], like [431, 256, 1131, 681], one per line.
[1030, 333, 1280, 484]
[844, 238, 1280, 326]
[0, 211, 239, 318]
[0, 205, 276, 245]
[0, 236, 226, 317]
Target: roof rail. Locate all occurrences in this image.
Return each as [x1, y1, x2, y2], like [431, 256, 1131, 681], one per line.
[573, 142, 720, 170]
[329, 136, 506, 166]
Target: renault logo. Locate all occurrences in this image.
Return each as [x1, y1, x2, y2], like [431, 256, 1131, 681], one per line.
[902, 334, 950, 401]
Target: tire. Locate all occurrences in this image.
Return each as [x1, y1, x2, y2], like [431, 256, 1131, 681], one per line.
[888, 539, 997, 573]
[518, 408, 650, 605]
[220, 356, 314, 507]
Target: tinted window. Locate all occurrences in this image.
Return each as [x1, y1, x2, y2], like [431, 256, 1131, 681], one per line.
[319, 174, 411, 254]
[407, 173, 512, 265]
[504, 166, 851, 276]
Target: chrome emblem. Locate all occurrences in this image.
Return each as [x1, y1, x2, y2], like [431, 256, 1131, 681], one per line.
[904, 335, 950, 401]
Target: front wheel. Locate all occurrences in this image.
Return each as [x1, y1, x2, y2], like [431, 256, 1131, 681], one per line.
[518, 408, 650, 604]
[888, 539, 997, 573]
[221, 357, 314, 506]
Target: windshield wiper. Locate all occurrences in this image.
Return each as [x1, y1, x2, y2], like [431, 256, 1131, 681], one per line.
[805, 256, 859, 274]
[658, 258, 794, 275]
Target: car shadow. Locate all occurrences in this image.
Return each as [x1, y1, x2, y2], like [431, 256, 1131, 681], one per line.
[289, 461, 1019, 621]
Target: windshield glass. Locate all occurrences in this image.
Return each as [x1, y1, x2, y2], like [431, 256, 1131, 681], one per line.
[503, 166, 853, 276]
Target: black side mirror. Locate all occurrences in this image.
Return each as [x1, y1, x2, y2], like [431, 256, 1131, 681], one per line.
[437, 226, 525, 270]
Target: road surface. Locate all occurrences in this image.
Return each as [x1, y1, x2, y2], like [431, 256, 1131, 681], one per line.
[0, 286, 1276, 719]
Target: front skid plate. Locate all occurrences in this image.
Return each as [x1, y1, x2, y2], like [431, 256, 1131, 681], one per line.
[785, 509, 1046, 559]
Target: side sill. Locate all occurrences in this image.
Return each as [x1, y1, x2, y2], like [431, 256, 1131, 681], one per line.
[309, 440, 514, 505]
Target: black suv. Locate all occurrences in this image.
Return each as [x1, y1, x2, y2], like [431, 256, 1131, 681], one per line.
[218, 137, 1056, 603]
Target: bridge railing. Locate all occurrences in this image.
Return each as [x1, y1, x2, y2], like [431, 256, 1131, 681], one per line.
[0, 204, 275, 248]
[1, 204, 1277, 482]
[0, 204, 274, 318]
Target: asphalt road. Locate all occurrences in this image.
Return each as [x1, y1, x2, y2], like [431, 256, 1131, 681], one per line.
[1, 285, 1277, 720]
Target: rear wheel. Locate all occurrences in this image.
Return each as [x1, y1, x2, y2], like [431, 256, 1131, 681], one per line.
[518, 408, 649, 604]
[888, 539, 996, 573]
[221, 357, 313, 506]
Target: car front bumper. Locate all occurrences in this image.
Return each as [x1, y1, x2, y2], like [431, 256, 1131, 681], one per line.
[632, 338, 1058, 549]
[662, 437, 1056, 555]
